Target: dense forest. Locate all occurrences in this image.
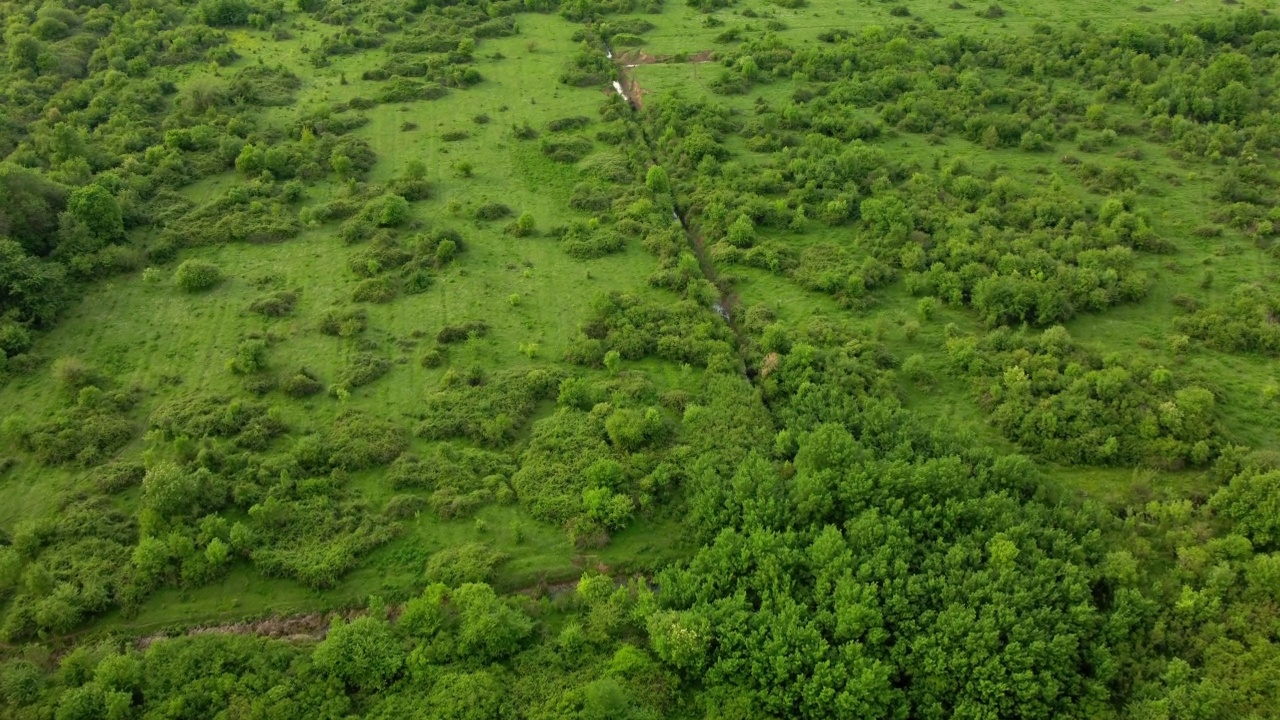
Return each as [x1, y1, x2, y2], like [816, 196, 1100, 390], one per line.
[2, 0, 1280, 717]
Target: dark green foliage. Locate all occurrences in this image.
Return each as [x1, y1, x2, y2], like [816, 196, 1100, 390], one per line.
[382, 494, 427, 519]
[22, 390, 139, 466]
[249, 493, 399, 588]
[547, 116, 591, 133]
[565, 291, 736, 368]
[0, 163, 67, 256]
[0, 239, 68, 325]
[301, 411, 406, 472]
[558, 221, 626, 259]
[398, 582, 532, 663]
[511, 409, 613, 524]
[378, 77, 449, 103]
[1209, 468, 1280, 549]
[387, 446, 514, 518]
[91, 461, 145, 493]
[226, 338, 268, 374]
[352, 277, 398, 303]
[560, 47, 615, 86]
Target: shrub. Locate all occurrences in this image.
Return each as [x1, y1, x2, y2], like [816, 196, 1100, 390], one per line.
[547, 116, 591, 133]
[474, 203, 513, 221]
[282, 368, 324, 397]
[384, 494, 427, 519]
[319, 307, 368, 336]
[353, 277, 398, 303]
[174, 259, 223, 292]
[248, 290, 298, 317]
[423, 543, 506, 586]
[92, 461, 146, 493]
[52, 357, 97, 393]
[226, 339, 269, 374]
[508, 212, 537, 237]
[437, 321, 489, 344]
[334, 353, 392, 391]
[541, 136, 593, 163]
[314, 616, 403, 691]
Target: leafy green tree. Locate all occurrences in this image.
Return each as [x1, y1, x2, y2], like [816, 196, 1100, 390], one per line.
[0, 239, 68, 324]
[1210, 470, 1280, 549]
[645, 165, 670, 194]
[452, 582, 533, 662]
[314, 615, 404, 691]
[65, 185, 123, 246]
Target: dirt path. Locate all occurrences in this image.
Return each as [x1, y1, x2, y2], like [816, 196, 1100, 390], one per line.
[608, 48, 715, 110]
[130, 571, 611, 651]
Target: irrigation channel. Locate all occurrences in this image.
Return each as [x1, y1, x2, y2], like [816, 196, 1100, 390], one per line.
[606, 46, 746, 343]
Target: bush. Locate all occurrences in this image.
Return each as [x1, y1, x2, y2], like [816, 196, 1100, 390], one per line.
[474, 203, 513, 221]
[314, 616, 403, 691]
[319, 307, 368, 336]
[353, 277, 398, 304]
[541, 136, 593, 163]
[423, 542, 506, 586]
[334, 353, 392, 391]
[282, 368, 324, 397]
[547, 116, 591, 132]
[437, 320, 489, 344]
[248, 290, 298, 317]
[174, 260, 223, 292]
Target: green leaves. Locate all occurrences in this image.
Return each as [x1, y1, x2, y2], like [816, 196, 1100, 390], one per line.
[315, 616, 404, 691]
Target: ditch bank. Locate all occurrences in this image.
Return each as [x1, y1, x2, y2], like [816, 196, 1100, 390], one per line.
[607, 48, 745, 342]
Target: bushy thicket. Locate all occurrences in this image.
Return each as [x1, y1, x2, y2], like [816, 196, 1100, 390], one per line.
[1175, 284, 1280, 355]
[948, 325, 1220, 467]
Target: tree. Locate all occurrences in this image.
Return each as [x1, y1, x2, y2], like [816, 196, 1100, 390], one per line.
[646, 165, 670, 194]
[0, 239, 68, 324]
[142, 462, 197, 517]
[7, 35, 42, 74]
[1210, 470, 1280, 549]
[65, 186, 123, 247]
[452, 583, 533, 662]
[314, 615, 403, 691]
